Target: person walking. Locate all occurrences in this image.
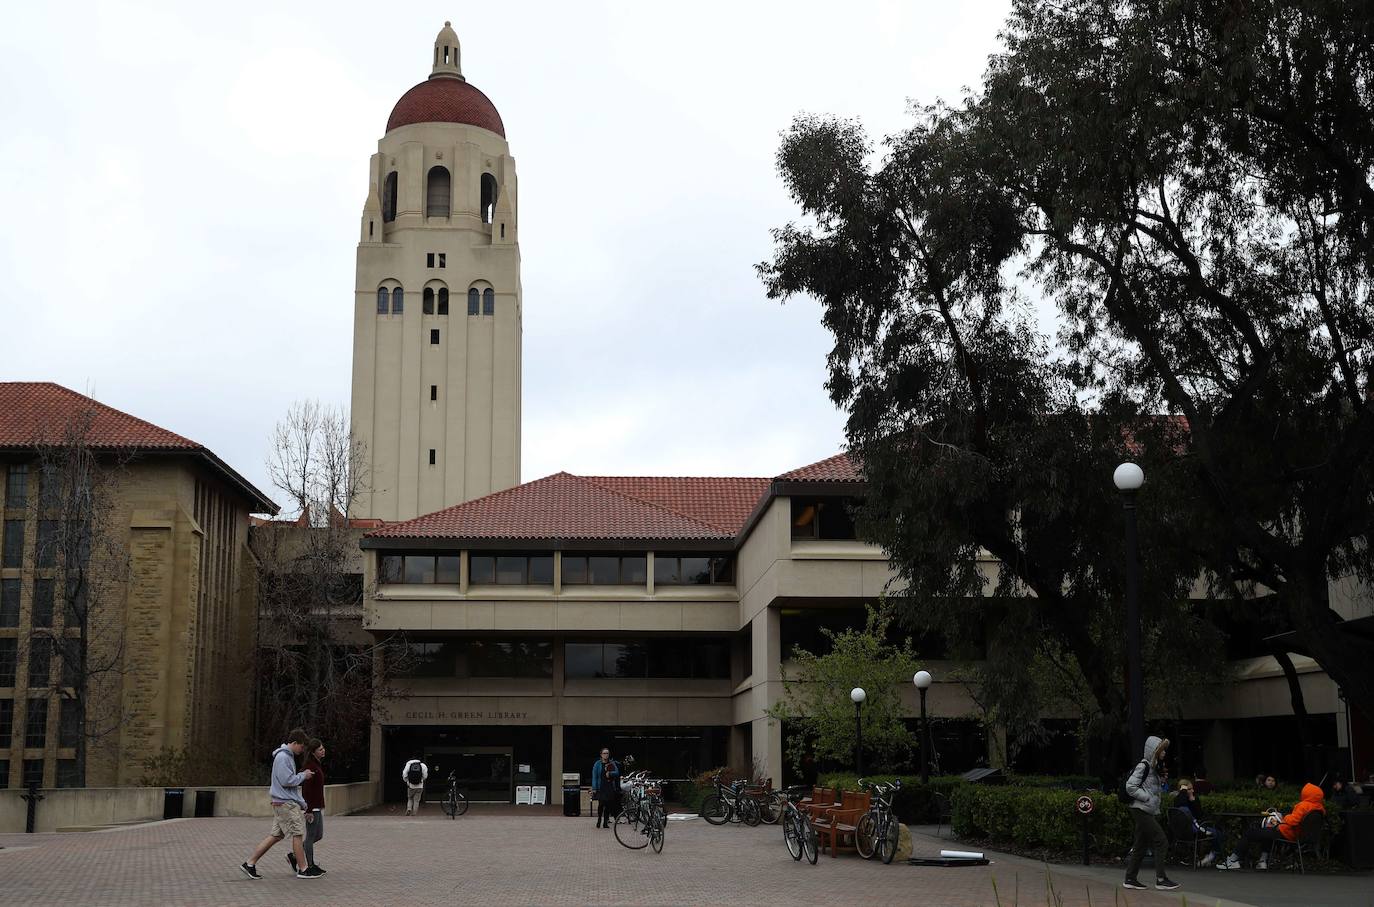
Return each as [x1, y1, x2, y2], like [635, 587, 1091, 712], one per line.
[1123, 735, 1180, 892]
[591, 747, 621, 829]
[240, 728, 319, 880]
[290, 738, 327, 875]
[402, 756, 428, 815]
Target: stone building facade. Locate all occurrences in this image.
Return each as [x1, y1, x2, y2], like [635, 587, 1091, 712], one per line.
[0, 383, 275, 787]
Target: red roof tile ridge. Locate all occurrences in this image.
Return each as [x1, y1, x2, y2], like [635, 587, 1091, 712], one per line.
[0, 381, 202, 450]
[570, 474, 732, 537]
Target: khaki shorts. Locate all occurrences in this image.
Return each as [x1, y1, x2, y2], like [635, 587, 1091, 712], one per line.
[270, 801, 306, 838]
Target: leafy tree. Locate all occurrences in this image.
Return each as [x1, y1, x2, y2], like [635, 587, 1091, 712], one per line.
[767, 603, 921, 774]
[763, 0, 1374, 738]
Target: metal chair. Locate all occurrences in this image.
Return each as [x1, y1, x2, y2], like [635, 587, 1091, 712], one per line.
[933, 791, 953, 837]
[1268, 811, 1324, 874]
[1165, 807, 1208, 868]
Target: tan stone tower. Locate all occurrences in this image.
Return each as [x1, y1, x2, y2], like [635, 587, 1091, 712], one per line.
[351, 21, 522, 522]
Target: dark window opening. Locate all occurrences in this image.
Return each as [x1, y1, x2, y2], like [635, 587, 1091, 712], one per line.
[25, 699, 47, 748]
[376, 287, 389, 314]
[56, 759, 79, 787]
[423, 287, 435, 314]
[428, 449, 436, 465]
[430, 385, 438, 401]
[564, 639, 731, 679]
[561, 555, 647, 586]
[480, 173, 498, 224]
[438, 253, 446, 268]
[790, 497, 861, 540]
[482, 288, 494, 315]
[369, 219, 374, 238]
[430, 329, 440, 345]
[5, 464, 28, 507]
[378, 553, 460, 586]
[469, 553, 555, 586]
[500, 223, 506, 239]
[32, 579, 53, 628]
[426, 166, 451, 217]
[58, 699, 79, 748]
[426, 253, 435, 268]
[391, 287, 404, 314]
[0, 579, 17, 627]
[28, 636, 51, 688]
[654, 554, 734, 586]
[382, 171, 398, 223]
[23, 758, 43, 788]
[0, 698, 12, 746]
[0, 638, 16, 686]
[390, 638, 554, 679]
[467, 288, 480, 316]
[437, 288, 449, 315]
[2, 519, 22, 567]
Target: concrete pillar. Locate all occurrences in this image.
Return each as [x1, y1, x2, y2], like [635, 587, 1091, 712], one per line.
[752, 716, 782, 786]
[551, 724, 564, 805]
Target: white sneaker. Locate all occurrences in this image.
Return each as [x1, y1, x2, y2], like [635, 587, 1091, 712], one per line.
[1216, 856, 1240, 870]
[1200, 852, 1216, 867]
[1255, 859, 1267, 871]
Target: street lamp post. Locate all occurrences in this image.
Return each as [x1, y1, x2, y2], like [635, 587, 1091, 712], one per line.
[914, 670, 933, 784]
[851, 687, 867, 778]
[1114, 462, 1146, 758]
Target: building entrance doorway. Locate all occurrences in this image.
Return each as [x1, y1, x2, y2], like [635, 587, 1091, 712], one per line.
[427, 746, 513, 802]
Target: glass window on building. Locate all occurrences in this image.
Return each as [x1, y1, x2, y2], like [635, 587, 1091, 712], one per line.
[27, 637, 51, 688]
[25, 699, 48, 748]
[564, 639, 731, 679]
[404, 555, 437, 584]
[462, 639, 553, 678]
[22, 758, 43, 788]
[0, 579, 18, 627]
[35, 520, 58, 567]
[0, 760, 8, 788]
[31, 579, 54, 628]
[2, 520, 23, 568]
[391, 641, 458, 678]
[578, 555, 647, 586]
[56, 759, 80, 788]
[469, 554, 494, 584]
[470, 553, 553, 585]
[653, 555, 734, 586]
[790, 498, 861, 540]
[561, 555, 587, 584]
[0, 638, 16, 686]
[0, 698, 13, 747]
[59, 698, 80, 748]
[4, 464, 28, 508]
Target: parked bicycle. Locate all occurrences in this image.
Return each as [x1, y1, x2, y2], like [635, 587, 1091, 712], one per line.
[855, 779, 901, 863]
[743, 782, 784, 825]
[614, 775, 666, 853]
[440, 770, 470, 819]
[780, 786, 819, 864]
[700, 773, 761, 826]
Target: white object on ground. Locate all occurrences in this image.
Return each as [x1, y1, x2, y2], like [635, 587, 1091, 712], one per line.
[940, 850, 986, 860]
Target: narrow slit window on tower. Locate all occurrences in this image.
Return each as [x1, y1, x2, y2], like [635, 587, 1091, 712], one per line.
[383, 171, 398, 223]
[423, 287, 435, 314]
[468, 288, 480, 316]
[428, 449, 437, 465]
[426, 253, 435, 268]
[430, 329, 440, 344]
[391, 287, 404, 314]
[438, 253, 446, 268]
[426, 166, 451, 218]
[376, 288, 389, 314]
[430, 385, 437, 401]
[500, 223, 506, 239]
[482, 288, 495, 315]
[438, 288, 449, 315]
[369, 220, 374, 238]
[480, 173, 498, 224]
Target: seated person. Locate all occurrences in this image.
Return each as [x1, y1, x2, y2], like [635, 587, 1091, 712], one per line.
[1328, 778, 1361, 810]
[1217, 783, 1324, 870]
[1174, 779, 1225, 866]
[1263, 775, 1278, 793]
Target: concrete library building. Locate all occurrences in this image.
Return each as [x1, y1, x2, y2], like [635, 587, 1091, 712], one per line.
[349, 24, 1371, 805]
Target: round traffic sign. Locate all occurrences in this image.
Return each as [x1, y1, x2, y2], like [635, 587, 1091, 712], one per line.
[1075, 795, 1094, 815]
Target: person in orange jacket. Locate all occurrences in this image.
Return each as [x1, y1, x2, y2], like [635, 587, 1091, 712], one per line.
[1217, 782, 1325, 870]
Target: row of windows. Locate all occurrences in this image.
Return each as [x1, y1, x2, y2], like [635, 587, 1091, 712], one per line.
[0, 696, 80, 748]
[387, 638, 732, 680]
[1, 758, 81, 789]
[0, 577, 83, 629]
[378, 552, 735, 587]
[0, 636, 79, 688]
[376, 286, 496, 317]
[381, 170, 499, 225]
[1, 520, 92, 572]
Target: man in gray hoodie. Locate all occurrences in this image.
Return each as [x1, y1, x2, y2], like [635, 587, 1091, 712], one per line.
[240, 728, 318, 880]
[1123, 735, 1180, 892]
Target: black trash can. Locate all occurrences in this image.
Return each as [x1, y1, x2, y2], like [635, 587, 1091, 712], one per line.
[563, 785, 581, 817]
[194, 789, 217, 818]
[162, 788, 185, 820]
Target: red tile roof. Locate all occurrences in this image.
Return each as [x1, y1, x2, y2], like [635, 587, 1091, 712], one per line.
[776, 452, 862, 482]
[368, 472, 767, 542]
[0, 382, 276, 513]
[387, 76, 506, 136]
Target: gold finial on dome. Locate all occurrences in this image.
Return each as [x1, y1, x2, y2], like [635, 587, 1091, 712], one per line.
[432, 20, 463, 80]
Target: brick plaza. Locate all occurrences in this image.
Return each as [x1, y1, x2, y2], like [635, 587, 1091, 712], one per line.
[0, 810, 1200, 907]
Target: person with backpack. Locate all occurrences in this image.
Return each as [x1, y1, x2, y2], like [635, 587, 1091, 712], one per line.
[1122, 735, 1180, 892]
[402, 757, 428, 815]
[591, 746, 620, 829]
[239, 728, 319, 880]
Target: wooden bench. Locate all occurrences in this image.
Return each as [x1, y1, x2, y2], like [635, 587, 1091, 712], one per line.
[815, 790, 871, 857]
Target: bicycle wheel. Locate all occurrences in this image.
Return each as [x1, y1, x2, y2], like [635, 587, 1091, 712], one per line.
[879, 817, 900, 864]
[453, 791, 469, 817]
[757, 793, 782, 825]
[700, 794, 729, 826]
[441, 791, 456, 818]
[855, 812, 876, 859]
[802, 813, 819, 864]
[650, 815, 665, 853]
[783, 813, 803, 860]
[740, 797, 762, 827]
[614, 812, 649, 850]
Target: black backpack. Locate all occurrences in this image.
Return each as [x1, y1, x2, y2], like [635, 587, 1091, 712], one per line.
[1117, 760, 1148, 804]
[407, 763, 423, 785]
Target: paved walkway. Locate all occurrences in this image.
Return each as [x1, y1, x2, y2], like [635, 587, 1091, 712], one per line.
[0, 813, 1364, 906]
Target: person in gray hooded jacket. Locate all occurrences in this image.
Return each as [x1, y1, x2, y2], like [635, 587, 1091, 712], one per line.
[1123, 735, 1180, 892]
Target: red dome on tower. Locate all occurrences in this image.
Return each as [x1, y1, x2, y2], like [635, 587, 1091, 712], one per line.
[386, 76, 505, 137]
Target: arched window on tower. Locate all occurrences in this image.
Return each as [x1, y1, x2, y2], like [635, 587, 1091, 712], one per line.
[376, 287, 389, 314]
[480, 173, 498, 224]
[423, 287, 435, 315]
[482, 288, 495, 316]
[438, 288, 449, 315]
[468, 288, 480, 316]
[382, 172, 398, 223]
[426, 166, 451, 218]
[391, 287, 404, 314]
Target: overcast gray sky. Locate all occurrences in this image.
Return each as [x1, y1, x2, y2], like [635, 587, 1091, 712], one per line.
[0, 0, 1013, 508]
